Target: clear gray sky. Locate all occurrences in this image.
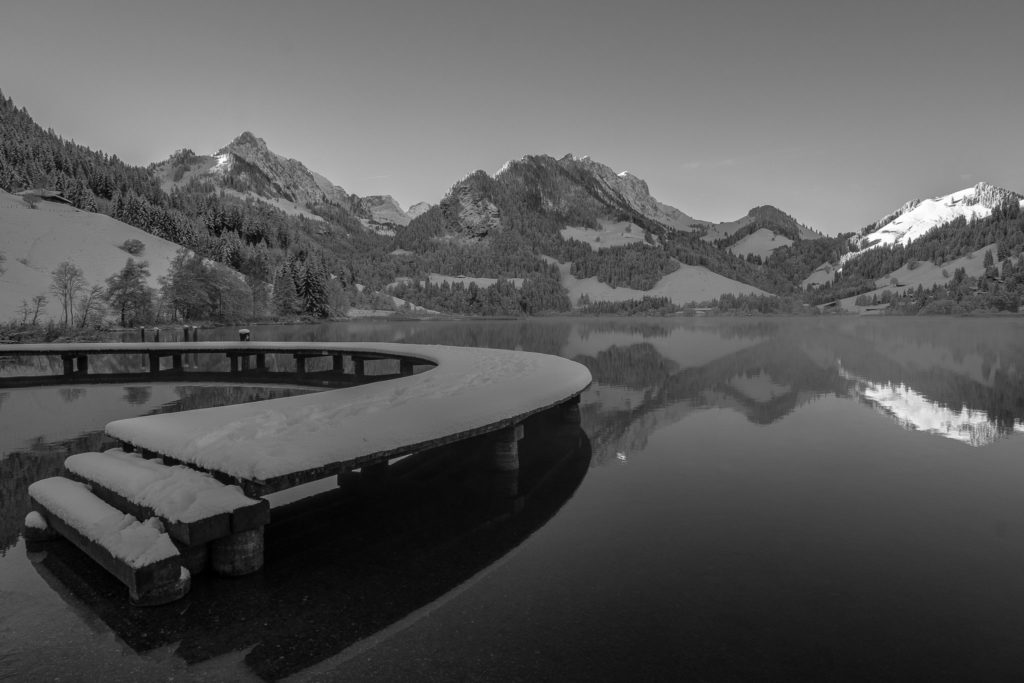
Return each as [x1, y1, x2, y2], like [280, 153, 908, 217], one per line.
[2, 0, 1023, 234]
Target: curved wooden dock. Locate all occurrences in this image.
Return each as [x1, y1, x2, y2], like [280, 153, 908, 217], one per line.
[4, 341, 591, 492]
[11, 340, 591, 597]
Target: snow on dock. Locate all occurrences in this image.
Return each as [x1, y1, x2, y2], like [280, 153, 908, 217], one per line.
[28, 477, 179, 568]
[64, 449, 269, 551]
[27, 477, 189, 605]
[65, 449, 262, 525]
[104, 343, 592, 492]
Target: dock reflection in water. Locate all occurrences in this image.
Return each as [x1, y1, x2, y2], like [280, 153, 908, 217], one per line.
[26, 412, 591, 681]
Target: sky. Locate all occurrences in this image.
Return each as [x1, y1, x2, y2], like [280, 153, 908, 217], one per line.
[2, 0, 1023, 235]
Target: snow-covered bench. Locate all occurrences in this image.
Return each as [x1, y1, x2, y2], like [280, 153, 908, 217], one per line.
[63, 449, 269, 576]
[27, 477, 190, 605]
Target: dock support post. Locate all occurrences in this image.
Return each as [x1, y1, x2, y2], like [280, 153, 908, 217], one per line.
[294, 354, 306, 375]
[152, 328, 160, 343]
[210, 527, 264, 576]
[178, 542, 209, 576]
[183, 325, 190, 342]
[192, 326, 199, 342]
[139, 327, 146, 342]
[400, 359, 414, 376]
[62, 355, 74, 376]
[172, 353, 183, 371]
[148, 353, 160, 374]
[361, 460, 389, 486]
[353, 357, 365, 378]
[492, 425, 523, 472]
[561, 395, 581, 424]
[256, 353, 266, 370]
[333, 354, 344, 372]
[76, 355, 88, 375]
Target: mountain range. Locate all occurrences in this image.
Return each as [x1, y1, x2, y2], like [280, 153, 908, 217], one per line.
[1, 89, 1023, 320]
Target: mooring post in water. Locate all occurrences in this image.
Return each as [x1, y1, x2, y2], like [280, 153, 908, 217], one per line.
[492, 424, 523, 472]
[238, 328, 250, 342]
[561, 395, 581, 424]
[210, 527, 264, 576]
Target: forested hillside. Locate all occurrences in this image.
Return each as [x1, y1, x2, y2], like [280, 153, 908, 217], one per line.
[5, 87, 1023, 319]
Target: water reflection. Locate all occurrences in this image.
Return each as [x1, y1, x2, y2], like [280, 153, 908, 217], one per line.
[564, 318, 1024, 461]
[5, 317, 1024, 680]
[26, 421, 590, 680]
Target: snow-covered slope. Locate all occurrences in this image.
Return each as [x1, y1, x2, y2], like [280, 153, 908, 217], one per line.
[846, 182, 1024, 263]
[0, 189, 190, 321]
[542, 256, 768, 307]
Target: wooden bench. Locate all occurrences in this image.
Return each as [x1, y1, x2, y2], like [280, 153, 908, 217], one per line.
[27, 477, 190, 605]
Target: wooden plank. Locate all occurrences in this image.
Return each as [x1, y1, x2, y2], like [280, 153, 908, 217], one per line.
[62, 468, 232, 546]
[30, 500, 182, 600]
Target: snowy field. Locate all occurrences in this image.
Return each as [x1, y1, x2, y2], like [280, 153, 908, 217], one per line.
[0, 189, 184, 321]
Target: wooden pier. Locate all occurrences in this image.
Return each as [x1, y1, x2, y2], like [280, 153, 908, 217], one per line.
[9, 340, 591, 604]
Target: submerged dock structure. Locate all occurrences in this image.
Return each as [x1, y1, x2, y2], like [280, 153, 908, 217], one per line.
[7, 341, 591, 604]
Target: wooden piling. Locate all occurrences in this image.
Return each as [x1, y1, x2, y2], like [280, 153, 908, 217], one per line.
[210, 527, 264, 576]
[491, 425, 522, 472]
[561, 395, 581, 424]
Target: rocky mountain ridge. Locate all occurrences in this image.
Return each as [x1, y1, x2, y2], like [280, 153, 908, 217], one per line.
[151, 132, 425, 230]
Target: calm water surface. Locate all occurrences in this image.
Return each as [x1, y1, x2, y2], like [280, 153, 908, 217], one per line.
[3, 317, 1024, 681]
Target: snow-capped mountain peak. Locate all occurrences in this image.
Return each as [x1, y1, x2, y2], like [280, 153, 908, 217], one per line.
[845, 182, 1024, 264]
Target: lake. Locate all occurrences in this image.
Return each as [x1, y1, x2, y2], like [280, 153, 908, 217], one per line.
[3, 317, 1024, 681]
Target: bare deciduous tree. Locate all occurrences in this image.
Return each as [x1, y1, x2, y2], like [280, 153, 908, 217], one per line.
[75, 285, 106, 328]
[50, 261, 86, 327]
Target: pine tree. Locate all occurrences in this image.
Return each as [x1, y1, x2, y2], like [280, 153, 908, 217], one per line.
[272, 265, 301, 317]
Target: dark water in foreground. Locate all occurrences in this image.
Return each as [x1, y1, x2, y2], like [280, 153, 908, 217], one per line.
[3, 317, 1024, 681]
